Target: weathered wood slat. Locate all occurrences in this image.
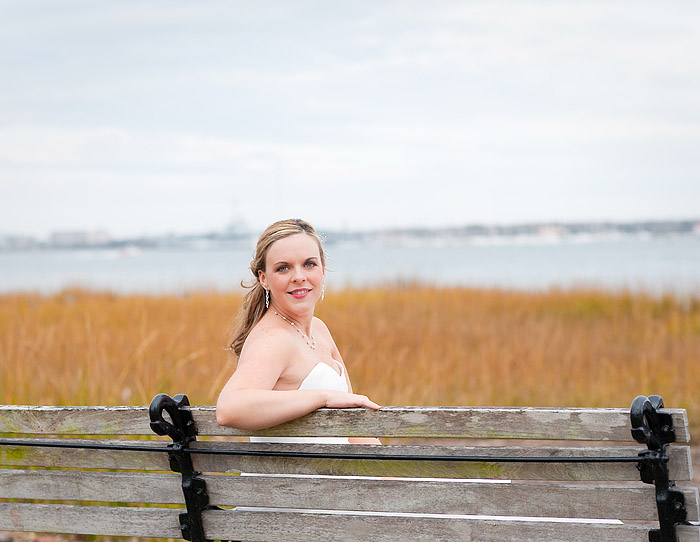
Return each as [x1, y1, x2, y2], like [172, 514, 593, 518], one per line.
[0, 469, 184, 504]
[0, 405, 154, 435]
[0, 438, 171, 471]
[201, 509, 700, 542]
[0, 503, 182, 538]
[2, 502, 698, 542]
[3, 503, 698, 542]
[198, 406, 691, 441]
[3, 468, 697, 521]
[678, 526, 700, 542]
[205, 476, 700, 522]
[0, 438, 692, 481]
[191, 441, 693, 481]
[0, 405, 690, 442]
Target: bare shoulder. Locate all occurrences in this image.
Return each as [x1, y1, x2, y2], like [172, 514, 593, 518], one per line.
[312, 316, 340, 348]
[312, 316, 332, 337]
[237, 317, 296, 374]
[312, 316, 344, 361]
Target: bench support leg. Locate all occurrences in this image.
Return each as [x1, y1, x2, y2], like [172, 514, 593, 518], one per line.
[150, 393, 217, 542]
[631, 394, 688, 542]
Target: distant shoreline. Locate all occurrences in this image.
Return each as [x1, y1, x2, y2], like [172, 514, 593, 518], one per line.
[1, 219, 699, 252]
[2, 236, 699, 297]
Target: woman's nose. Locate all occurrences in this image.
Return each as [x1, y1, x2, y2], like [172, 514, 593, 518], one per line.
[291, 266, 307, 281]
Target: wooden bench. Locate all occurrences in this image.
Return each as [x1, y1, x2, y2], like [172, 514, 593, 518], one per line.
[1, 393, 698, 542]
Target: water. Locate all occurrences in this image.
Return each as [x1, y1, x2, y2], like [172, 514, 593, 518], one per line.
[327, 236, 700, 295]
[1, 235, 699, 296]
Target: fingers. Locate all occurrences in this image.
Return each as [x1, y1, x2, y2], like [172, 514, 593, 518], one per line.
[324, 391, 382, 410]
[357, 395, 382, 410]
[345, 393, 381, 410]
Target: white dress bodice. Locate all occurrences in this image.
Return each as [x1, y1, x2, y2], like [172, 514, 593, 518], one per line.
[298, 361, 348, 392]
[249, 362, 350, 444]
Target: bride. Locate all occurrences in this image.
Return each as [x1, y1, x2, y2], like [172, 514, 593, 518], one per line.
[216, 218, 380, 438]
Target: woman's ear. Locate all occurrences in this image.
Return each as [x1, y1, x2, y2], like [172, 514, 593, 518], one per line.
[258, 270, 267, 290]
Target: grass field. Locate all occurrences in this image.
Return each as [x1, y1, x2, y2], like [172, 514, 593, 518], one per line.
[1, 286, 698, 433]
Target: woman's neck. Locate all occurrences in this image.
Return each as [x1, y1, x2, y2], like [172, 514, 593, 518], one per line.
[269, 305, 314, 336]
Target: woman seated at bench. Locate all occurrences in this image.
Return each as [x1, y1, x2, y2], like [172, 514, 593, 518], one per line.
[216, 218, 380, 442]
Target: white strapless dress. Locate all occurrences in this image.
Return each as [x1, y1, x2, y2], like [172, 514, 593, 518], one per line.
[249, 361, 350, 444]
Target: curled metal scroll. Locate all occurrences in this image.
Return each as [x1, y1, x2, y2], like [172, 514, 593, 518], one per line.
[149, 392, 197, 445]
[630, 394, 675, 450]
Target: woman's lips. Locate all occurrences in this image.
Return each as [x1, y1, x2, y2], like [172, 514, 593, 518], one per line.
[289, 288, 311, 299]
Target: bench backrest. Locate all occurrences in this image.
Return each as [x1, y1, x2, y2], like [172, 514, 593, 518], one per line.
[1, 397, 698, 541]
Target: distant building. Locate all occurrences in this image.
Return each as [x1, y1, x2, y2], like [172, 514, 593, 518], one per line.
[0, 235, 38, 250]
[536, 225, 566, 237]
[48, 230, 110, 248]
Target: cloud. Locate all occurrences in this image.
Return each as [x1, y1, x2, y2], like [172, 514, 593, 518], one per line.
[1, 1, 699, 236]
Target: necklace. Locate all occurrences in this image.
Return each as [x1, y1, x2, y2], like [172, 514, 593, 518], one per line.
[273, 311, 316, 350]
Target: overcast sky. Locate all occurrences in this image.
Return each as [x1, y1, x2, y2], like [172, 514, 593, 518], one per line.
[1, 1, 699, 238]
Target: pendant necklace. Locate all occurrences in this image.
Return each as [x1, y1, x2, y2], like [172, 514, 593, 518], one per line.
[273, 311, 316, 350]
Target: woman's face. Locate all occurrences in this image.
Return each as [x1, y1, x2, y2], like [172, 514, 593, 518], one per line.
[259, 233, 325, 316]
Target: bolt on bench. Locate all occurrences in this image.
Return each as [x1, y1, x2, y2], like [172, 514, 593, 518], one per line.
[0, 394, 698, 542]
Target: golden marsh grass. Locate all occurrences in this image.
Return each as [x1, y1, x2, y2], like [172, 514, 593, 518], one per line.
[1, 286, 698, 432]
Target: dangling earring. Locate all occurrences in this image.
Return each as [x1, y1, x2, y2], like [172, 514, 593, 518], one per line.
[264, 288, 270, 309]
[321, 282, 325, 301]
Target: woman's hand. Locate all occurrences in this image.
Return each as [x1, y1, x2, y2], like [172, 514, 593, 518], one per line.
[322, 390, 381, 410]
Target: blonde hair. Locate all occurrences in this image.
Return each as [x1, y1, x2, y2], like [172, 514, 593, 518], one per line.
[229, 219, 326, 357]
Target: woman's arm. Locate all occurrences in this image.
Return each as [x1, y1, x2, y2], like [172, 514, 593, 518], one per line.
[216, 327, 379, 430]
[216, 385, 380, 430]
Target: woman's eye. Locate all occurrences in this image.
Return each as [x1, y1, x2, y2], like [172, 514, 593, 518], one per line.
[305, 261, 317, 268]
[276, 265, 288, 272]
